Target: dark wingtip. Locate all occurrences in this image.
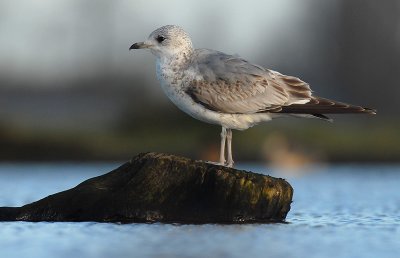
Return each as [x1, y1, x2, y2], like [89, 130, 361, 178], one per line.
[313, 114, 334, 122]
[364, 108, 377, 115]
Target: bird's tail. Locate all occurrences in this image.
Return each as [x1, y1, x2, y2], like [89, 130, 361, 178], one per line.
[272, 96, 376, 115]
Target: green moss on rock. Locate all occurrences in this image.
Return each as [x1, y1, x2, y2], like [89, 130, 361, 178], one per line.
[0, 152, 293, 223]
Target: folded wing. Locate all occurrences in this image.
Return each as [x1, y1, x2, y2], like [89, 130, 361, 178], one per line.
[186, 49, 312, 114]
[186, 49, 376, 116]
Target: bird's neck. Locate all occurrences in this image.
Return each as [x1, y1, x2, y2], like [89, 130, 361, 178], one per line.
[158, 49, 193, 69]
[156, 53, 192, 92]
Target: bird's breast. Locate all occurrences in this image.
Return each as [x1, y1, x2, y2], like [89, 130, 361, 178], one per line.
[156, 63, 195, 111]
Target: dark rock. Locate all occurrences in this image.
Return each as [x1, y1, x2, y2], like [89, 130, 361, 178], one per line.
[0, 152, 293, 223]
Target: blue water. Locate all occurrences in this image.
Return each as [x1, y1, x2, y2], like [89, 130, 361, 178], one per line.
[0, 163, 399, 258]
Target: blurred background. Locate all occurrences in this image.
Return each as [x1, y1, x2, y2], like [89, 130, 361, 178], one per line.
[0, 0, 399, 166]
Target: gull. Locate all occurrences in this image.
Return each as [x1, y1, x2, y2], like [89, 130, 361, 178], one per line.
[130, 25, 375, 167]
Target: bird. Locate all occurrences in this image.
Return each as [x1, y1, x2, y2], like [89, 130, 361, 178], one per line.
[129, 25, 375, 168]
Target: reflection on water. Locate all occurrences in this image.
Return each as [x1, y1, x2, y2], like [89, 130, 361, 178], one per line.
[0, 163, 399, 258]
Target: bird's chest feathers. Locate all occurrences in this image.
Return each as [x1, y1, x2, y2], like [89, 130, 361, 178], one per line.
[156, 60, 191, 103]
[155, 60, 208, 118]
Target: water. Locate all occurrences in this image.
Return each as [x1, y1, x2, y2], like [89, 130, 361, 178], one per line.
[0, 163, 399, 258]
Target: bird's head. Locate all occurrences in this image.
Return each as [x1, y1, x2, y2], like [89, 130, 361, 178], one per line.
[130, 25, 193, 60]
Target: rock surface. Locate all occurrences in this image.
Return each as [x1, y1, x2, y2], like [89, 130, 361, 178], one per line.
[0, 152, 293, 223]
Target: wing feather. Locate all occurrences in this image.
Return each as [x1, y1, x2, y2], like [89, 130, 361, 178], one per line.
[185, 49, 312, 114]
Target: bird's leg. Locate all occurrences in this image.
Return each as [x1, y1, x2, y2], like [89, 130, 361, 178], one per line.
[219, 127, 227, 165]
[226, 129, 234, 167]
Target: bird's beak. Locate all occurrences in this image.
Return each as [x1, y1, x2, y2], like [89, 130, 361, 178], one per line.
[129, 41, 152, 50]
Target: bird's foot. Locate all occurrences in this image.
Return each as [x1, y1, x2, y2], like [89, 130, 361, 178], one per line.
[206, 160, 234, 168]
[226, 161, 234, 168]
[206, 161, 228, 167]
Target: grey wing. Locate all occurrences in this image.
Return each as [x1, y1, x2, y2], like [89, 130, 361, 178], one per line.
[185, 49, 313, 114]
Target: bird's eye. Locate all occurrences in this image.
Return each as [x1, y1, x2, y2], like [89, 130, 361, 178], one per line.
[156, 35, 166, 43]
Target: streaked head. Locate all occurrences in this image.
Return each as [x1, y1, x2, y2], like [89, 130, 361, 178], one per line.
[130, 25, 193, 59]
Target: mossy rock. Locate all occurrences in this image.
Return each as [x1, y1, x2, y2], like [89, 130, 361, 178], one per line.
[0, 152, 293, 223]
